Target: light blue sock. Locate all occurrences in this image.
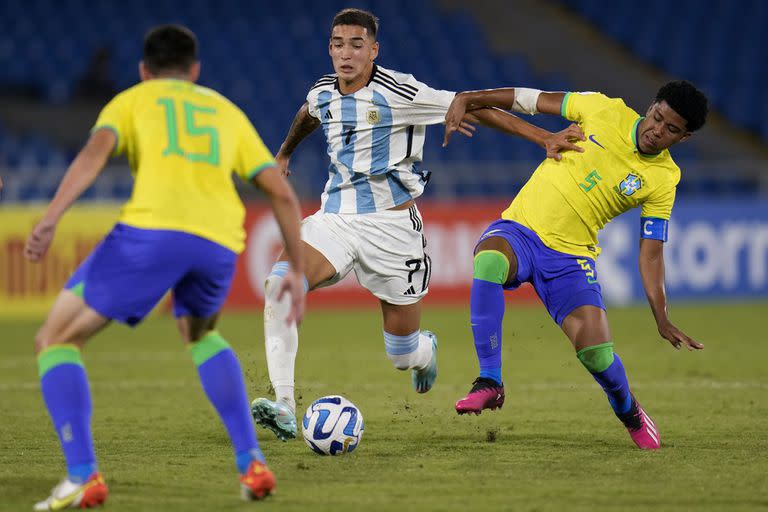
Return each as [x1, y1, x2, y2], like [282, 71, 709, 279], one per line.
[383, 330, 422, 370]
[270, 261, 309, 292]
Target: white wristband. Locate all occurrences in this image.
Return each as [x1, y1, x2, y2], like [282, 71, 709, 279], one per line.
[511, 88, 542, 115]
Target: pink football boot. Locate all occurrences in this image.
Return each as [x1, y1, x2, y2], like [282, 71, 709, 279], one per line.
[617, 395, 661, 449]
[455, 377, 505, 415]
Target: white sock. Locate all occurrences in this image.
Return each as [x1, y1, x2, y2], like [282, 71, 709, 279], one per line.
[384, 330, 433, 370]
[264, 268, 298, 414]
[413, 331, 434, 370]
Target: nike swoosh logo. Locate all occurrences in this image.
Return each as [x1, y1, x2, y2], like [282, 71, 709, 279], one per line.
[50, 490, 82, 510]
[588, 134, 606, 149]
[50, 479, 99, 509]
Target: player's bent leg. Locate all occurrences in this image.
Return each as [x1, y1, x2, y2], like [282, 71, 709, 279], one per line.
[381, 301, 438, 393]
[34, 290, 111, 354]
[180, 320, 274, 493]
[253, 241, 333, 440]
[562, 306, 660, 449]
[34, 290, 110, 510]
[456, 237, 515, 415]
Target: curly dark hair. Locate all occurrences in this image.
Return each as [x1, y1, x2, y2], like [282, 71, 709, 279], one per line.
[332, 8, 379, 40]
[143, 24, 198, 74]
[655, 80, 708, 132]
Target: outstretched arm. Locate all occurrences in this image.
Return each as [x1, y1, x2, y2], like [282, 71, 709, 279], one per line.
[24, 128, 115, 262]
[275, 102, 321, 176]
[465, 107, 584, 160]
[638, 238, 704, 351]
[252, 167, 306, 324]
[444, 88, 571, 146]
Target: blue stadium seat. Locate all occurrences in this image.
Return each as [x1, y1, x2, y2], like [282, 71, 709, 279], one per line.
[0, 0, 629, 201]
[557, 0, 766, 142]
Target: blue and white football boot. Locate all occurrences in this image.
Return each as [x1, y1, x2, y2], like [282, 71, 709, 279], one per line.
[251, 397, 297, 441]
[412, 331, 438, 393]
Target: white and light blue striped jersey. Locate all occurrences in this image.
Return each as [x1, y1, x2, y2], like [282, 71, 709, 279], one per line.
[306, 64, 455, 214]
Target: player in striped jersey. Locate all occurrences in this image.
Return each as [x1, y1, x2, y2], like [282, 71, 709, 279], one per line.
[251, 8, 585, 440]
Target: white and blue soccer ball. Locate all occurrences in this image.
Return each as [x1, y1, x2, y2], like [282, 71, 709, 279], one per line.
[301, 395, 364, 456]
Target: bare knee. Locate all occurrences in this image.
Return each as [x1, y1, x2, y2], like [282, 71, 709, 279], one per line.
[34, 327, 84, 355]
[34, 290, 105, 354]
[561, 306, 611, 351]
[33, 328, 52, 355]
[178, 314, 219, 345]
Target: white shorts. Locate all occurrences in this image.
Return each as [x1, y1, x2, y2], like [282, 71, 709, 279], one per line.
[301, 205, 431, 305]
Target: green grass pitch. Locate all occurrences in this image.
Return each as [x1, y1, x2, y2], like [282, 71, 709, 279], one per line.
[1, 303, 767, 511]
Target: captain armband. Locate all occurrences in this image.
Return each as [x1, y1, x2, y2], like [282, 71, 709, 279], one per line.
[640, 217, 669, 242]
[511, 88, 542, 115]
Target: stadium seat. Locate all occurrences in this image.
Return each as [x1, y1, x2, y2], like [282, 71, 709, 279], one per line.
[11, 0, 761, 202]
[556, 0, 766, 142]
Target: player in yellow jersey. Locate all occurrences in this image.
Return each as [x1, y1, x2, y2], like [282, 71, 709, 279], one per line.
[443, 81, 709, 450]
[24, 25, 304, 509]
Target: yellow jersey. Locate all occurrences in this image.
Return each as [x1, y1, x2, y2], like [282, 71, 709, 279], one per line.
[93, 78, 276, 253]
[502, 92, 680, 258]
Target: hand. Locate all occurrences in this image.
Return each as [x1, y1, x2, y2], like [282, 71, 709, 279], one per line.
[277, 269, 306, 326]
[657, 319, 704, 351]
[25, 218, 58, 262]
[544, 123, 586, 161]
[275, 153, 291, 177]
[443, 93, 470, 147]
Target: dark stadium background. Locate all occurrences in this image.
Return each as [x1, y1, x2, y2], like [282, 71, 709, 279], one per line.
[1, 0, 766, 309]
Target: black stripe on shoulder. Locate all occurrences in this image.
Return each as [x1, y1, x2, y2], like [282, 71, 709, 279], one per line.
[372, 78, 415, 101]
[375, 74, 418, 97]
[312, 73, 336, 83]
[375, 69, 418, 94]
[312, 74, 337, 84]
[310, 78, 337, 91]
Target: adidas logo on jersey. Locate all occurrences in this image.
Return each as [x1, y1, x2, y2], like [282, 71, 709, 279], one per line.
[403, 286, 417, 296]
[324, 110, 333, 120]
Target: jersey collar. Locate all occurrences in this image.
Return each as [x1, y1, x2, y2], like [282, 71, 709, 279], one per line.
[333, 64, 378, 94]
[367, 64, 379, 86]
[632, 117, 662, 158]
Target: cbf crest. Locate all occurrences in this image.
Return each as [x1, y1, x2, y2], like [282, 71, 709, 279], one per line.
[618, 173, 642, 196]
[366, 106, 381, 125]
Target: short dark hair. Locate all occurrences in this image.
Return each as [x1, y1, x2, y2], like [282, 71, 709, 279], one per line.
[331, 8, 379, 39]
[143, 24, 198, 74]
[655, 80, 708, 132]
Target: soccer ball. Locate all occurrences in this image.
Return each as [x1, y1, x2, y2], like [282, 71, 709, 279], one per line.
[301, 395, 364, 455]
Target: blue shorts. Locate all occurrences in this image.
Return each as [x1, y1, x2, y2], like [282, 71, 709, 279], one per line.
[65, 224, 237, 326]
[477, 219, 605, 325]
